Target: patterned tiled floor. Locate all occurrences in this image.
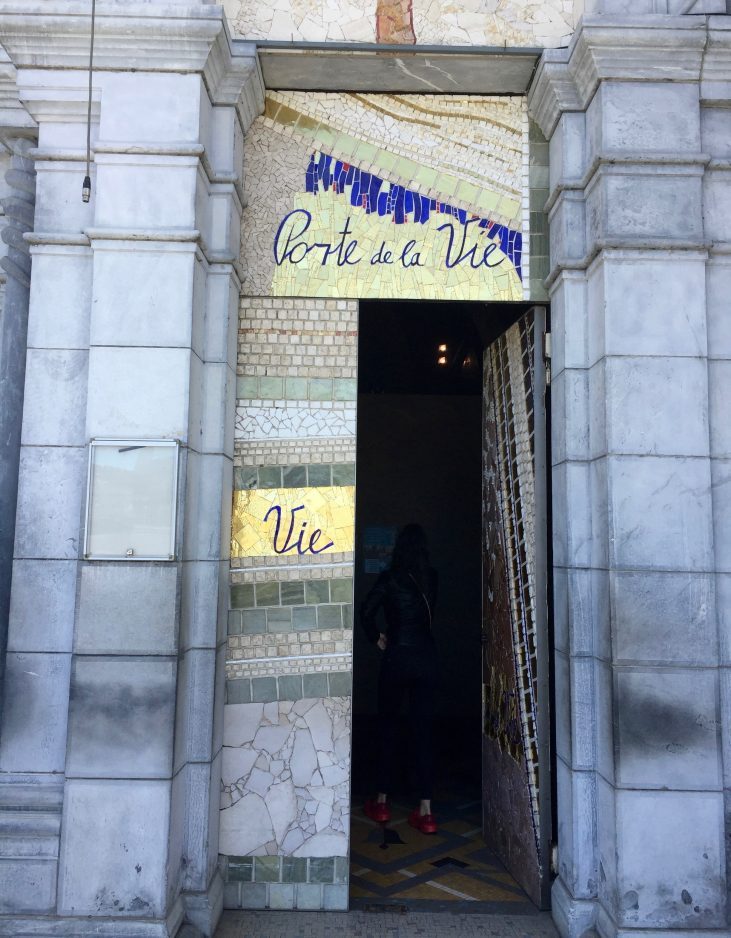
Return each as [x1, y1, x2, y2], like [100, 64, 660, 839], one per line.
[349, 796, 537, 914]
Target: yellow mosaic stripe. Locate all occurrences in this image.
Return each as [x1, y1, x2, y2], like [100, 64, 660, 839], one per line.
[231, 486, 355, 559]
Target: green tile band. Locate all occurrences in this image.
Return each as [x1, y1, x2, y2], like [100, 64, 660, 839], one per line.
[235, 376, 357, 403]
[225, 854, 349, 886]
[233, 464, 355, 491]
[231, 578, 353, 609]
[226, 672, 352, 704]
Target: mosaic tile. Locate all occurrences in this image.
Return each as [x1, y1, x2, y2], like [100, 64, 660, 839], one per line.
[237, 883, 266, 909]
[236, 376, 259, 399]
[332, 463, 356, 486]
[329, 579, 353, 603]
[240, 93, 528, 301]
[282, 857, 308, 883]
[269, 884, 295, 909]
[280, 581, 306, 605]
[302, 672, 330, 698]
[241, 610, 266, 635]
[285, 377, 309, 399]
[292, 606, 318, 631]
[231, 486, 355, 559]
[251, 676, 277, 703]
[231, 550, 354, 572]
[255, 581, 280, 606]
[317, 605, 343, 629]
[226, 653, 352, 682]
[328, 671, 352, 696]
[228, 610, 242, 635]
[220, 697, 351, 858]
[231, 583, 256, 608]
[234, 467, 258, 490]
[295, 882, 323, 909]
[309, 857, 335, 883]
[282, 466, 307, 487]
[334, 378, 357, 401]
[227, 857, 254, 883]
[257, 466, 282, 489]
[307, 465, 332, 487]
[334, 856, 349, 884]
[305, 580, 330, 604]
[309, 378, 333, 401]
[235, 404, 357, 440]
[254, 856, 281, 883]
[227, 678, 252, 705]
[224, 0, 377, 44]
[267, 607, 293, 628]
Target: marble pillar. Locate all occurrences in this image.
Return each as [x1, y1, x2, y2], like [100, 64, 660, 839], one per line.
[0, 128, 35, 712]
[0, 3, 262, 935]
[530, 13, 731, 938]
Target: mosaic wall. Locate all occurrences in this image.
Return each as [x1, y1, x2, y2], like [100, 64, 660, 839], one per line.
[240, 93, 528, 302]
[222, 297, 357, 912]
[224, 0, 578, 48]
[232, 486, 355, 558]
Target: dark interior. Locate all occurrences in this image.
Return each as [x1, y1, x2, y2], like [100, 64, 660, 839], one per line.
[351, 299, 534, 802]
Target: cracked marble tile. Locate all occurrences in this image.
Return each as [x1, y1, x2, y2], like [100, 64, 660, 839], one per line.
[220, 697, 351, 857]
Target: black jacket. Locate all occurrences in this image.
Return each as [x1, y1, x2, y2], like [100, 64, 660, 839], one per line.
[361, 567, 438, 647]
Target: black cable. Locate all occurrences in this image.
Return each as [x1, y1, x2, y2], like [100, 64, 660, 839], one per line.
[82, 0, 96, 202]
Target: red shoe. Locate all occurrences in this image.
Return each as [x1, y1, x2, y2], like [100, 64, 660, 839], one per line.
[408, 808, 437, 834]
[364, 798, 391, 823]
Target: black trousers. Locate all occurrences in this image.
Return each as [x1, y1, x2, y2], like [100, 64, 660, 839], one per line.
[377, 643, 438, 801]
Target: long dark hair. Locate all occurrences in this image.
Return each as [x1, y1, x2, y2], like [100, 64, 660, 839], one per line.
[390, 523, 430, 592]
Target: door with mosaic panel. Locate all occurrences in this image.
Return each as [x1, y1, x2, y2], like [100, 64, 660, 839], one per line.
[221, 296, 357, 912]
[482, 306, 551, 910]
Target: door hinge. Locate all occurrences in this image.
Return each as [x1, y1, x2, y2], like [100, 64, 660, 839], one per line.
[542, 331, 552, 387]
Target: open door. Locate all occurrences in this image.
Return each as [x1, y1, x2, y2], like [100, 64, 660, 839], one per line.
[481, 306, 551, 909]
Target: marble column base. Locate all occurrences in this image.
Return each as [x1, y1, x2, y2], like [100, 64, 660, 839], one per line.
[552, 875, 598, 938]
[596, 903, 731, 938]
[181, 869, 224, 938]
[0, 897, 184, 937]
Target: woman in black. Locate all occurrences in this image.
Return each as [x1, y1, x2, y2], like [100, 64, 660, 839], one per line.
[360, 523, 439, 834]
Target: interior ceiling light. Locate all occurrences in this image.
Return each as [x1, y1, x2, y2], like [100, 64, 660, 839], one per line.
[437, 355, 447, 366]
[438, 343, 447, 352]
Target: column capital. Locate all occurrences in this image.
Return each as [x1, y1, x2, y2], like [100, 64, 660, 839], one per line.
[529, 14, 709, 137]
[0, 45, 35, 139]
[0, 1, 264, 131]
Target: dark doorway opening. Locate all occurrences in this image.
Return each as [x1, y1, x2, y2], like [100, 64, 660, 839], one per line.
[350, 299, 551, 914]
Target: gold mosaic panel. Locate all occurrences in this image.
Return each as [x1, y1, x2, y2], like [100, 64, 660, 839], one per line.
[241, 93, 527, 302]
[231, 486, 356, 559]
